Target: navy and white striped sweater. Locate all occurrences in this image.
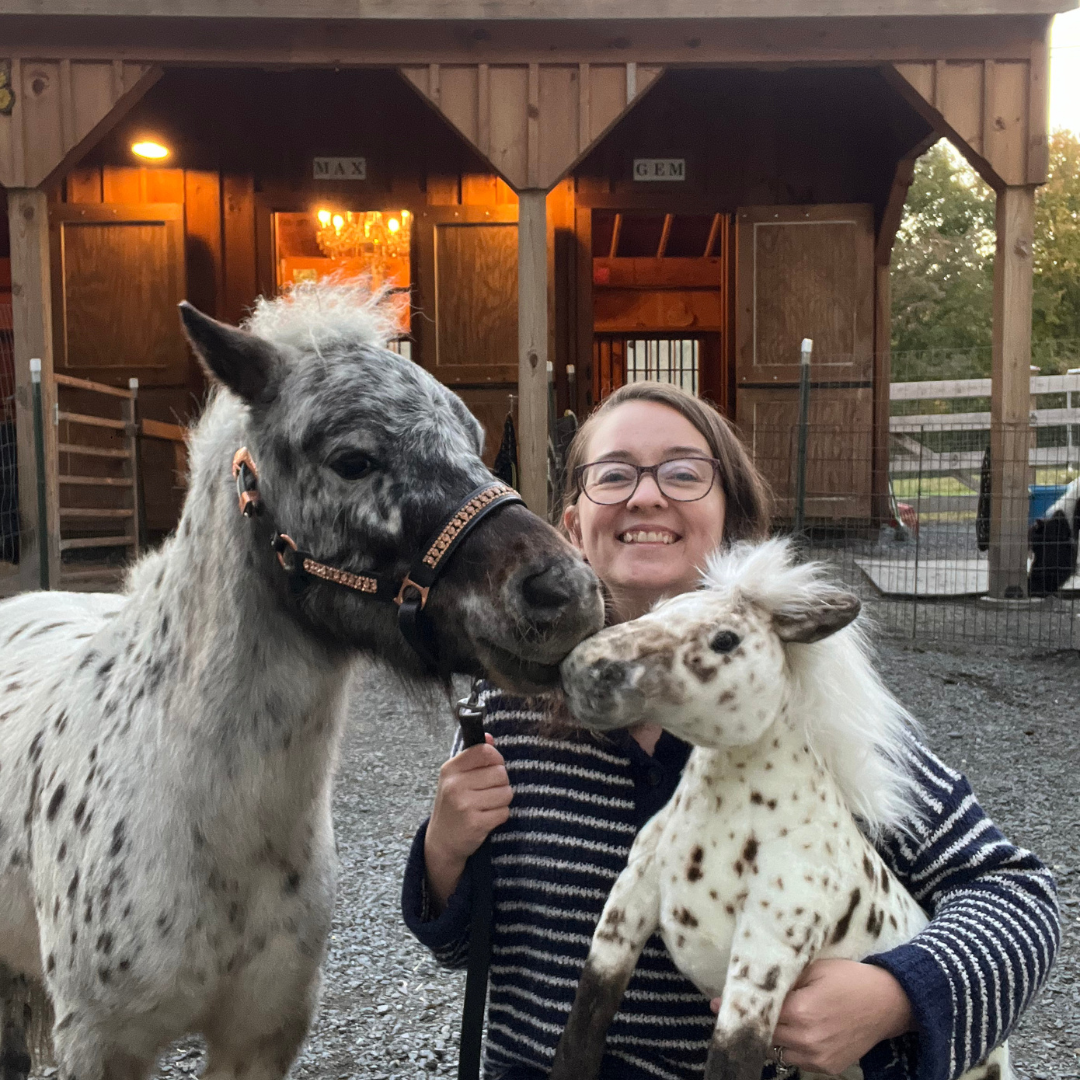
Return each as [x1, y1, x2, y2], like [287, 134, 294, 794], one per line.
[402, 688, 1059, 1080]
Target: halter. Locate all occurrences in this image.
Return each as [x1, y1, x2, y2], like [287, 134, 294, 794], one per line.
[231, 447, 524, 670]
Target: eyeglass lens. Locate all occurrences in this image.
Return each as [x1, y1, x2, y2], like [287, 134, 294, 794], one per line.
[580, 459, 716, 504]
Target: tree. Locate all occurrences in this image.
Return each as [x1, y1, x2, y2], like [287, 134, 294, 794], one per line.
[890, 132, 1080, 380]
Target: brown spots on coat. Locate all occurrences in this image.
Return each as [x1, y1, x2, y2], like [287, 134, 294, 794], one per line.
[47, 783, 67, 821]
[674, 907, 699, 927]
[686, 651, 718, 683]
[866, 905, 886, 938]
[687, 845, 704, 882]
[758, 965, 780, 992]
[863, 854, 875, 881]
[830, 888, 862, 944]
[741, 837, 758, 864]
[881, 866, 891, 893]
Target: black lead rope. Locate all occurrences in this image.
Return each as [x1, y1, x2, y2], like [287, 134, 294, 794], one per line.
[455, 686, 493, 1080]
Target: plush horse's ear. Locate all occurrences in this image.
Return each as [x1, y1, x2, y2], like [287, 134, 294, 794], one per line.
[179, 302, 283, 405]
[773, 592, 861, 644]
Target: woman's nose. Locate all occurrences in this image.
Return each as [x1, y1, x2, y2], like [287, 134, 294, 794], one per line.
[626, 472, 667, 510]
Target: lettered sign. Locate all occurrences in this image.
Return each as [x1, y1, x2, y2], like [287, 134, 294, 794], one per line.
[313, 157, 367, 180]
[632, 158, 686, 182]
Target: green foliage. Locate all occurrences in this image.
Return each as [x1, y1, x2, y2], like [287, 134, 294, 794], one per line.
[890, 133, 1080, 381]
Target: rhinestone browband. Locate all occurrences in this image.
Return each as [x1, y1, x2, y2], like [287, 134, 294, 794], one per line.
[422, 483, 512, 570]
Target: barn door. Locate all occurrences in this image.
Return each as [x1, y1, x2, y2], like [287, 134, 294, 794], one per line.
[412, 205, 519, 466]
[734, 204, 874, 521]
[50, 203, 188, 387]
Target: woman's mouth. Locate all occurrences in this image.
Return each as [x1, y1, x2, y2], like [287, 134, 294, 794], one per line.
[617, 529, 680, 545]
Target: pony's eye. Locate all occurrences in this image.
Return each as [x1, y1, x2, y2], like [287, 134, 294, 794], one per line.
[709, 630, 741, 654]
[329, 451, 377, 481]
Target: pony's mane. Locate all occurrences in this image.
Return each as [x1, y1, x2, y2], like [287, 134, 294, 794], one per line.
[243, 276, 403, 355]
[702, 539, 922, 836]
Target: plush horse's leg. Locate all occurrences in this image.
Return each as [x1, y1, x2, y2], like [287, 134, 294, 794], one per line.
[0, 964, 31, 1080]
[704, 938, 805, 1080]
[201, 1009, 312, 1080]
[549, 809, 667, 1080]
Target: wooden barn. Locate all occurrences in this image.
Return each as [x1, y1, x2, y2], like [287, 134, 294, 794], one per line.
[0, 0, 1072, 598]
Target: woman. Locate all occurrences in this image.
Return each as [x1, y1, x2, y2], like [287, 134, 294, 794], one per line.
[402, 383, 1059, 1080]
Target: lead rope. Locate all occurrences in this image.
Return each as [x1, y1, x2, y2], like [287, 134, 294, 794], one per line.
[455, 682, 493, 1080]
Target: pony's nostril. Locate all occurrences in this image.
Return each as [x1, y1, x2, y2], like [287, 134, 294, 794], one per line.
[521, 564, 575, 610]
[592, 659, 626, 689]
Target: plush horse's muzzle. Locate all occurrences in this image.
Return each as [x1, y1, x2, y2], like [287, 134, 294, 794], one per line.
[560, 650, 644, 730]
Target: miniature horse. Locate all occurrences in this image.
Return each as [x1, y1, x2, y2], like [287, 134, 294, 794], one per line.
[0, 281, 601, 1080]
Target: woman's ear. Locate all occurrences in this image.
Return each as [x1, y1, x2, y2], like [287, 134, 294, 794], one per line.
[563, 502, 583, 551]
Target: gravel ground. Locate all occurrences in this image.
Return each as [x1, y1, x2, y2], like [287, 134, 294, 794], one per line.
[138, 633, 1079, 1080]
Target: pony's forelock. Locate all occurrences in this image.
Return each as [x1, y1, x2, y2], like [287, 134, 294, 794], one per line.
[702, 539, 923, 835]
[243, 276, 403, 356]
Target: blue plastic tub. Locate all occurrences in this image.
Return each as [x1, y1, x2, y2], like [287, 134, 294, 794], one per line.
[1029, 484, 1069, 524]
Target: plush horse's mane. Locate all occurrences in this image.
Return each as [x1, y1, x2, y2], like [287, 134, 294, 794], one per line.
[702, 539, 922, 836]
[243, 277, 402, 356]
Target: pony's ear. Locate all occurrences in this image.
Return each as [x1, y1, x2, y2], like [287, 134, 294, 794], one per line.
[179, 302, 283, 405]
[772, 592, 861, 644]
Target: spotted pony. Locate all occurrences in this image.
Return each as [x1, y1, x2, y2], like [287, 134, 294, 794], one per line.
[0, 280, 601, 1080]
[552, 538, 1010, 1080]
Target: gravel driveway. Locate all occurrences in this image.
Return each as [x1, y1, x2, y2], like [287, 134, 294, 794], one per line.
[151, 629, 1078, 1080]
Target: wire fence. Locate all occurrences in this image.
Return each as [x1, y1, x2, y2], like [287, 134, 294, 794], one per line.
[748, 420, 1079, 647]
[1, 300, 17, 566]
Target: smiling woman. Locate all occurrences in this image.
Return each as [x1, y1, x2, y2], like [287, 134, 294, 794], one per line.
[402, 383, 1059, 1080]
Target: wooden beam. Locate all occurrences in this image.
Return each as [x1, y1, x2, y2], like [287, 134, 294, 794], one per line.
[8, 188, 60, 589]
[1, 0, 1072, 18]
[1, 15, 1056, 66]
[875, 133, 939, 267]
[988, 184, 1035, 599]
[518, 189, 549, 516]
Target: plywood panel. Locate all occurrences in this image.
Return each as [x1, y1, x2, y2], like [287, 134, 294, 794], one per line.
[183, 170, 223, 320]
[538, 65, 578, 191]
[50, 202, 188, 387]
[736, 385, 873, 519]
[593, 289, 723, 332]
[440, 66, 479, 148]
[66, 167, 102, 203]
[455, 386, 517, 469]
[102, 165, 145, 202]
[735, 204, 873, 385]
[144, 167, 185, 203]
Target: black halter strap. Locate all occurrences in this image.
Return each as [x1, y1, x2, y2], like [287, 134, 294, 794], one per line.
[231, 447, 524, 670]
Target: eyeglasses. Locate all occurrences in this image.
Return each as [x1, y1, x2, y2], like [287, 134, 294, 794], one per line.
[575, 457, 721, 505]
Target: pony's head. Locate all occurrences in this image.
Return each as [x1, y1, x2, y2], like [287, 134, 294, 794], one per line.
[561, 538, 919, 830]
[179, 282, 602, 691]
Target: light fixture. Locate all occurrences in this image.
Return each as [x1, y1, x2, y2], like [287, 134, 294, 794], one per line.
[314, 210, 412, 273]
[131, 140, 169, 161]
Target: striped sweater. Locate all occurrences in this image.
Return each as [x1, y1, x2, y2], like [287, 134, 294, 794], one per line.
[401, 686, 1060, 1080]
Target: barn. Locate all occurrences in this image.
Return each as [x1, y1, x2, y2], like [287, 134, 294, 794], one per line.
[0, 0, 1071, 598]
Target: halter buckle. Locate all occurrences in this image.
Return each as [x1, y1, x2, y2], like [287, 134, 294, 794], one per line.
[232, 447, 262, 517]
[274, 532, 299, 572]
[394, 576, 430, 610]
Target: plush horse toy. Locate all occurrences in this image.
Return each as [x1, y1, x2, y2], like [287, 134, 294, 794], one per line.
[552, 538, 1010, 1080]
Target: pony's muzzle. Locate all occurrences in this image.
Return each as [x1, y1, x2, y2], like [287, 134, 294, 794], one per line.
[507, 556, 603, 652]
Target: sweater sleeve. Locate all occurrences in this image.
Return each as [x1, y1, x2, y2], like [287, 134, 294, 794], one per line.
[401, 817, 474, 969]
[861, 740, 1060, 1080]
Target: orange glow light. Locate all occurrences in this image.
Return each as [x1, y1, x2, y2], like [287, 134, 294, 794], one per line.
[131, 140, 169, 160]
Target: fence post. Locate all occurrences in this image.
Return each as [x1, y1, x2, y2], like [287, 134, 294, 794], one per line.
[793, 338, 813, 536]
[30, 358, 48, 590]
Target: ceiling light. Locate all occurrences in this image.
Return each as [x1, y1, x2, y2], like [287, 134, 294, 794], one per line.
[131, 140, 169, 161]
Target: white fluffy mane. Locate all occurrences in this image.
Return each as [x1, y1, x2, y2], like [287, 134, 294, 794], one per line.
[702, 538, 922, 836]
[243, 276, 403, 353]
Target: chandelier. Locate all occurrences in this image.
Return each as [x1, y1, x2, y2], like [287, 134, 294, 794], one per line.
[314, 209, 411, 276]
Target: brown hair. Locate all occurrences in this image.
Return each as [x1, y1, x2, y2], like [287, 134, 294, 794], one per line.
[560, 382, 772, 542]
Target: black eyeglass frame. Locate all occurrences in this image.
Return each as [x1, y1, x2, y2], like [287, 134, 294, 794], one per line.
[573, 457, 723, 505]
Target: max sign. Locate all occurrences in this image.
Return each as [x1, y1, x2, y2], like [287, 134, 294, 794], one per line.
[313, 157, 367, 180]
[633, 158, 686, 181]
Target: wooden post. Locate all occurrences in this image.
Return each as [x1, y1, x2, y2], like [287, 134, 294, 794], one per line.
[8, 188, 59, 591]
[989, 185, 1036, 599]
[518, 189, 549, 516]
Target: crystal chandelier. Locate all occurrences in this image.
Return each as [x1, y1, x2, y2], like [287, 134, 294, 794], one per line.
[314, 209, 411, 276]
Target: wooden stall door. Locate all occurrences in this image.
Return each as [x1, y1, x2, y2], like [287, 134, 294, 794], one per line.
[734, 204, 875, 522]
[50, 203, 188, 387]
[413, 205, 519, 465]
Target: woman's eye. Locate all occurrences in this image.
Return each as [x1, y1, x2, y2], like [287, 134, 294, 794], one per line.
[329, 451, 377, 480]
[709, 630, 741, 654]
[596, 466, 635, 485]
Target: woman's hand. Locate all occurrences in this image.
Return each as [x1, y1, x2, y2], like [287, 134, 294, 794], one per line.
[709, 959, 915, 1075]
[424, 733, 513, 914]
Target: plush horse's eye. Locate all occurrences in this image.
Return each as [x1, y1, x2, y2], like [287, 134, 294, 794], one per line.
[709, 630, 741, 654]
[329, 451, 377, 480]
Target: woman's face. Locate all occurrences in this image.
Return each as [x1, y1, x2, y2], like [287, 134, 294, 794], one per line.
[563, 400, 726, 620]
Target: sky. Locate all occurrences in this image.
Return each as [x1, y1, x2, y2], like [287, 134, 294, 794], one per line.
[1051, 9, 1080, 133]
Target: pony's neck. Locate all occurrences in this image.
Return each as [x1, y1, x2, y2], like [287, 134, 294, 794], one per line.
[130, 401, 351, 739]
